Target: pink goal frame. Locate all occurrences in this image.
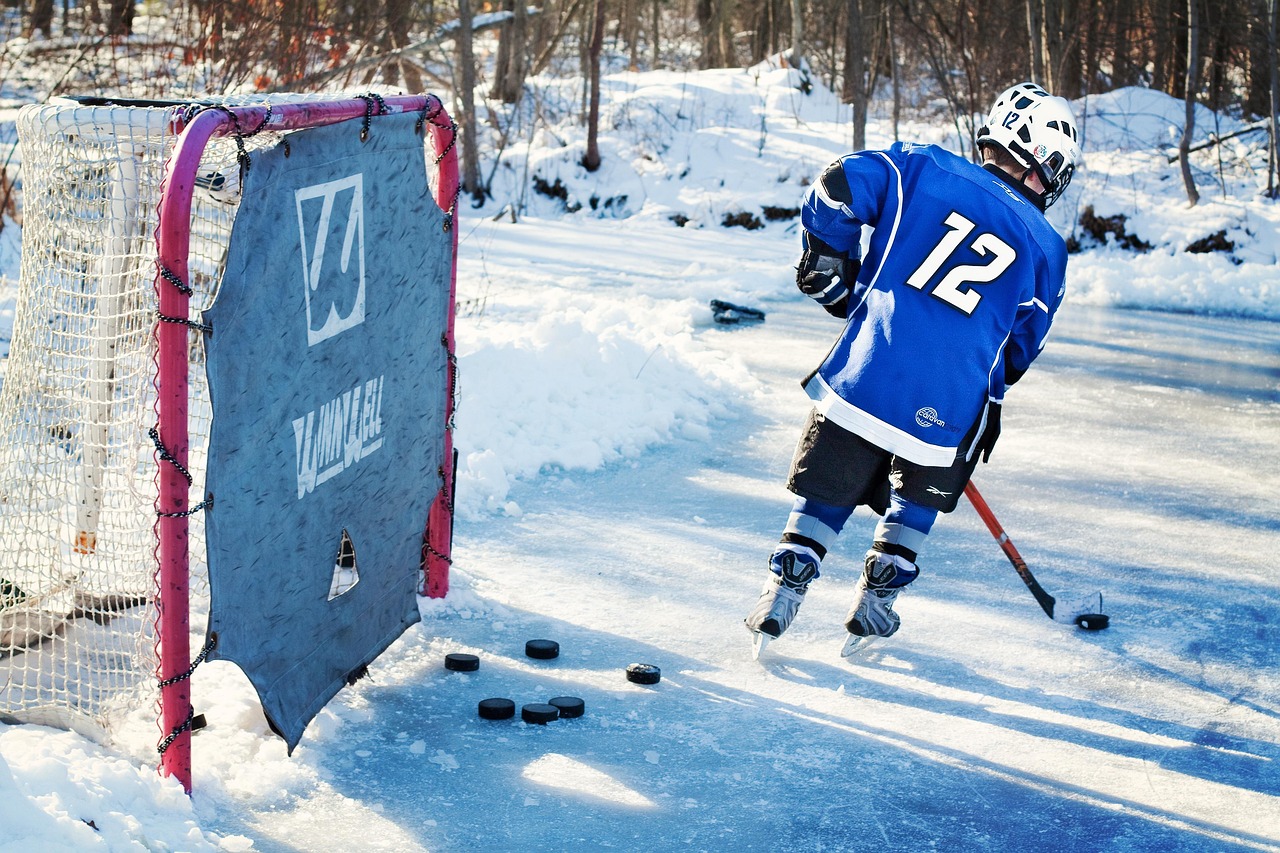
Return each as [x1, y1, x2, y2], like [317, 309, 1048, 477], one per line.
[152, 96, 458, 792]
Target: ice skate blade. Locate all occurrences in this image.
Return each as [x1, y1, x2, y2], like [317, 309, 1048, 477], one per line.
[751, 631, 771, 660]
[840, 633, 879, 658]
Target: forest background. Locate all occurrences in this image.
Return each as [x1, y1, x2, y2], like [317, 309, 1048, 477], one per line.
[0, 0, 1277, 210]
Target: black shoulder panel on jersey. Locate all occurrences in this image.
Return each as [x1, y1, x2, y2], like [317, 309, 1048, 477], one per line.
[819, 159, 855, 205]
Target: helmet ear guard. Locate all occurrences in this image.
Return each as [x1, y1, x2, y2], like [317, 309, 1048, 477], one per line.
[975, 82, 1083, 208]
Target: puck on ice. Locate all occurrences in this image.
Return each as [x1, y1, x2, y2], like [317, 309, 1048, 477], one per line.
[1075, 613, 1110, 631]
[521, 703, 560, 724]
[444, 653, 480, 672]
[626, 663, 661, 685]
[548, 696, 585, 718]
[478, 698, 516, 720]
[525, 639, 560, 660]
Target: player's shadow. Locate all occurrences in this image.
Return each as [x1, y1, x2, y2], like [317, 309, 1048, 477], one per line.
[771, 638, 1280, 794]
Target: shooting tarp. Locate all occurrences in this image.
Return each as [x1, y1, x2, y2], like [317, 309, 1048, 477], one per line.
[202, 112, 450, 751]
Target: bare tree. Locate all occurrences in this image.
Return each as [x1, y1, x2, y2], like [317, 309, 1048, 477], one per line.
[24, 0, 53, 37]
[105, 0, 134, 36]
[455, 0, 485, 202]
[583, 0, 606, 171]
[529, 0, 590, 76]
[696, 0, 733, 67]
[1178, 0, 1200, 204]
[843, 0, 869, 149]
[790, 0, 804, 67]
[1247, 0, 1272, 117]
[376, 0, 421, 90]
[1269, 0, 1279, 197]
[651, 0, 661, 67]
[888, 3, 902, 141]
[492, 0, 530, 102]
[1026, 0, 1046, 84]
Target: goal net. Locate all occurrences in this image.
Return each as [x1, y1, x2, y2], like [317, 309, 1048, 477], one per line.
[0, 95, 458, 786]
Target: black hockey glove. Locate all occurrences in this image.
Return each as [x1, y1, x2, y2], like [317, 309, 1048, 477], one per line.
[797, 250, 860, 319]
[974, 401, 1002, 463]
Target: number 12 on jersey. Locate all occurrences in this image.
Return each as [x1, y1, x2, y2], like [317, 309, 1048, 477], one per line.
[906, 211, 1017, 315]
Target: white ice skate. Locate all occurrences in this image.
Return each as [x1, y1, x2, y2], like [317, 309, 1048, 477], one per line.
[840, 551, 918, 658]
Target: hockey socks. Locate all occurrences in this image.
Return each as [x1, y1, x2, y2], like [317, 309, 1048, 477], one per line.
[868, 491, 935, 587]
[774, 496, 855, 579]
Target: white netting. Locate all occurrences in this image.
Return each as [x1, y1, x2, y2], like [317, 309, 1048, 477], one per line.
[0, 96, 336, 738]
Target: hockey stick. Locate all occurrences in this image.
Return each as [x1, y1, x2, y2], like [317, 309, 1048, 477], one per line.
[963, 481, 1109, 630]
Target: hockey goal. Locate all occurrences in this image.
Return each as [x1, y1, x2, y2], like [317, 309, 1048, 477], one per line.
[0, 93, 458, 791]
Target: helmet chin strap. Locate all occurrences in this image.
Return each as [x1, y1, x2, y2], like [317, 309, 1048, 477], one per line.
[1017, 166, 1046, 197]
[1007, 140, 1053, 196]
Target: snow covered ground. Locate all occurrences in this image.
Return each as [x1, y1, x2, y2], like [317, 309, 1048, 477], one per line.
[1, 66, 1278, 851]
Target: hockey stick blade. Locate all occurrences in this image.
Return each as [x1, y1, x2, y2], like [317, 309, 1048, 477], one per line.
[1052, 591, 1108, 629]
[964, 482, 1108, 629]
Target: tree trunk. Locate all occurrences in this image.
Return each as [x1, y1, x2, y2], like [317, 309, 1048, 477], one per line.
[717, 0, 735, 67]
[1052, 0, 1083, 96]
[1110, 0, 1137, 87]
[625, 0, 640, 69]
[652, 0, 661, 67]
[492, 0, 529, 102]
[1269, 0, 1279, 196]
[105, 0, 132, 35]
[789, 0, 803, 68]
[24, 0, 53, 36]
[456, 0, 485, 202]
[889, 3, 901, 142]
[696, 0, 719, 67]
[843, 0, 868, 149]
[385, 0, 418, 89]
[583, 0, 606, 172]
[1247, 0, 1271, 118]
[1041, 0, 1061, 92]
[1026, 0, 1046, 84]
[1179, 0, 1201, 205]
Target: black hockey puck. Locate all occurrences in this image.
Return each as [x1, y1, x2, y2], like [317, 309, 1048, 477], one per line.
[521, 703, 560, 724]
[626, 663, 661, 685]
[548, 696, 585, 718]
[1075, 613, 1110, 631]
[525, 639, 560, 660]
[444, 653, 480, 672]
[478, 698, 516, 720]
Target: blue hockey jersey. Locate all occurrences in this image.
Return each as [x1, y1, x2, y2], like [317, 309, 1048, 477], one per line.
[800, 142, 1068, 467]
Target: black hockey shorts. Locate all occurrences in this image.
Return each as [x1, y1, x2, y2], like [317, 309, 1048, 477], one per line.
[785, 408, 981, 514]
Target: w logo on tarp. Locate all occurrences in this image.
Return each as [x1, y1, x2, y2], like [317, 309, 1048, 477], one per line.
[296, 174, 366, 346]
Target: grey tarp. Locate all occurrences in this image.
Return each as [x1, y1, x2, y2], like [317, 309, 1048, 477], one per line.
[202, 112, 450, 751]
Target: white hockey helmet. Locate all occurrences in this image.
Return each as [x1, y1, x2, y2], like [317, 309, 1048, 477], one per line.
[976, 82, 1083, 208]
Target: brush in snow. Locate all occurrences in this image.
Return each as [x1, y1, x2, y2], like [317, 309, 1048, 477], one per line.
[525, 639, 559, 659]
[445, 653, 480, 672]
[478, 698, 516, 720]
[548, 696, 585, 718]
[626, 663, 661, 684]
[521, 703, 559, 724]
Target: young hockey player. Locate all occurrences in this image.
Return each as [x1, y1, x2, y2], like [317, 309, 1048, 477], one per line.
[746, 82, 1083, 658]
